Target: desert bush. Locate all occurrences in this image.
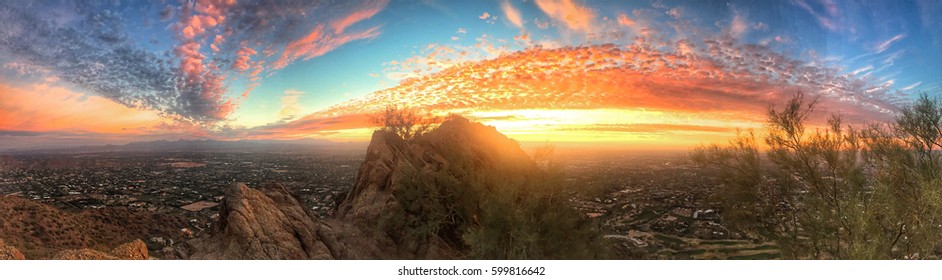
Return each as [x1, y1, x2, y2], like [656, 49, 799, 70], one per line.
[694, 91, 942, 259]
[690, 129, 776, 236]
[369, 106, 438, 141]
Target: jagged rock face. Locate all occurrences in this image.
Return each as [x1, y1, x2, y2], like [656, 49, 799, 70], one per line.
[330, 129, 457, 259]
[0, 239, 25, 260]
[336, 130, 408, 226]
[333, 117, 536, 259]
[189, 183, 334, 260]
[339, 117, 534, 218]
[51, 239, 148, 260]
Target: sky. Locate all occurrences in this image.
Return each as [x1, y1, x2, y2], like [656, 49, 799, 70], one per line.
[1, 0, 940, 150]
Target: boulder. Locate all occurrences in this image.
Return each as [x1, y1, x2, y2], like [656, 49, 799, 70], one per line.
[52, 249, 119, 260]
[110, 239, 148, 260]
[189, 183, 333, 259]
[0, 239, 25, 260]
[51, 240, 149, 260]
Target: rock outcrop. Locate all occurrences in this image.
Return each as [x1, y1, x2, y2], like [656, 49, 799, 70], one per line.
[0, 239, 25, 260]
[190, 117, 545, 259]
[337, 117, 532, 221]
[51, 239, 148, 260]
[110, 239, 149, 260]
[188, 183, 333, 259]
[328, 129, 459, 259]
[330, 116, 537, 259]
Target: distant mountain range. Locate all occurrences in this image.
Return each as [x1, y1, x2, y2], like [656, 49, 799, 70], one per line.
[2, 138, 367, 154]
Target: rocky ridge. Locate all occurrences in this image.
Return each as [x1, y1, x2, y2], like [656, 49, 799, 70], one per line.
[187, 117, 541, 259]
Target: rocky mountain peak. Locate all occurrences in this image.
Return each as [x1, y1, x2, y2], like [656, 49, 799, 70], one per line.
[187, 116, 560, 259]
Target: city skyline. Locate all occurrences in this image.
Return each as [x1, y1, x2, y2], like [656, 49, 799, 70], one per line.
[2, 0, 940, 149]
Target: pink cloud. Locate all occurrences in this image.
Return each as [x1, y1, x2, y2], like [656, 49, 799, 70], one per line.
[729, 13, 749, 39]
[331, 0, 388, 34]
[667, 7, 683, 19]
[271, 2, 389, 70]
[174, 41, 206, 81]
[273, 25, 382, 69]
[232, 46, 257, 72]
[169, 0, 237, 121]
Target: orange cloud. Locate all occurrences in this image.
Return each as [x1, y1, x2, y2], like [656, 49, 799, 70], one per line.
[501, 0, 524, 29]
[576, 124, 735, 134]
[617, 14, 634, 27]
[232, 46, 257, 72]
[534, 0, 596, 33]
[263, 40, 900, 144]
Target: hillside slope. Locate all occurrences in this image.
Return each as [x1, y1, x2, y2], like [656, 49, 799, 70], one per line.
[0, 195, 187, 259]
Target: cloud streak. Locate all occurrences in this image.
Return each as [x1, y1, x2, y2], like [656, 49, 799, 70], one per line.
[272, 0, 387, 69]
[792, 0, 843, 32]
[874, 34, 906, 53]
[501, 0, 524, 29]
